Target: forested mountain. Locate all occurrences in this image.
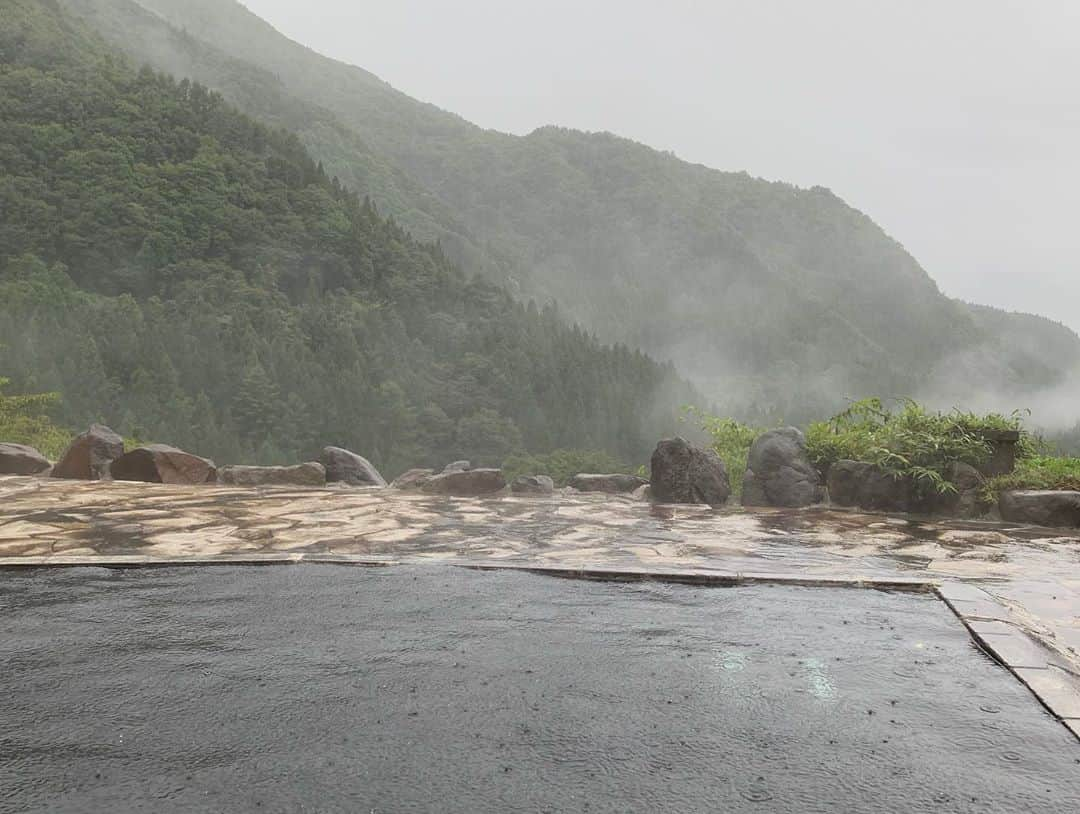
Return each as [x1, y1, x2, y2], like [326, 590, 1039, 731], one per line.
[59, 0, 1080, 423]
[55, 0, 493, 272]
[0, 0, 698, 473]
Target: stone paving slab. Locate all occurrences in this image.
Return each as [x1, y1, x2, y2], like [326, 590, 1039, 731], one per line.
[969, 622, 1073, 670]
[2, 473, 1079, 737]
[935, 584, 1080, 737]
[1014, 667, 1080, 720]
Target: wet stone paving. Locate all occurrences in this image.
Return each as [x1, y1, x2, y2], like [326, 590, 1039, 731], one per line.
[1, 474, 1079, 741]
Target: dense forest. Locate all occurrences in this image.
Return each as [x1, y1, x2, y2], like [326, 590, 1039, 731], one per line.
[59, 0, 1080, 424]
[0, 0, 699, 473]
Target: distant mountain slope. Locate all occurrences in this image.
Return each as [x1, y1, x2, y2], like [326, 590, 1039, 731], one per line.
[0, 0, 696, 471]
[922, 304, 1080, 421]
[63, 0, 1080, 421]
[55, 0, 504, 272]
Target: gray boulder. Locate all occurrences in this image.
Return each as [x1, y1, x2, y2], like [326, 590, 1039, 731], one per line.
[442, 460, 471, 474]
[0, 443, 51, 476]
[649, 437, 730, 506]
[52, 424, 124, 480]
[742, 428, 824, 508]
[391, 468, 435, 489]
[320, 446, 386, 486]
[924, 462, 986, 519]
[999, 491, 1080, 528]
[511, 474, 555, 495]
[420, 468, 507, 496]
[569, 473, 649, 495]
[824, 460, 865, 507]
[827, 461, 914, 513]
[111, 445, 217, 485]
[218, 462, 326, 487]
[830, 460, 990, 518]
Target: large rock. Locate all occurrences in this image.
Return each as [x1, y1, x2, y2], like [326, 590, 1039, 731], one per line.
[51, 424, 124, 480]
[827, 460, 914, 513]
[649, 437, 730, 506]
[569, 473, 650, 495]
[320, 446, 386, 487]
[420, 468, 507, 496]
[741, 428, 824, 508]
[391, 468, 435, 489]
[924, 462, 986, 519]
[110, 445, 217, 485]
[830, 460, 990, 518]
[999, 491, 1080, 528]
[218, 462, 326, 487]
[442, 460, 471, 474]
[511, 474, 554, 496]
[0, 443, 51, 476]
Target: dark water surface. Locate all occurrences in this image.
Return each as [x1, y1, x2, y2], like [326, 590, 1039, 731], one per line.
[0, 565, 1077, 813]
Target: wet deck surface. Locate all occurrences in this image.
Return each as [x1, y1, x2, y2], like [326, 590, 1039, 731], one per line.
[1, 475, 1079, 735]
[1, 566, 1078, 813]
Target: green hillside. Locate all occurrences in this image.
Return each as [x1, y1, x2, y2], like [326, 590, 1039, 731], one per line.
[59, 0, 1080, 423]
[0, 0, 697, 473]
[56, 0, 498, 268]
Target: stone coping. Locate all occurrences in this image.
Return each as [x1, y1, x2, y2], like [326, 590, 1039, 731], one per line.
[939, 581, 1080, 740]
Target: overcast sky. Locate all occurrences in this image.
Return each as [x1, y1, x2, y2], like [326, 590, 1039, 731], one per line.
[242, 0, 1079, 333]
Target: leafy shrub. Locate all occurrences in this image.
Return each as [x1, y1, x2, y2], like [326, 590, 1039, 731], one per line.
[982, 456, 1080, 502]
[0, 376, 72, 460]
[683, 407, 766, 497]
[805, 398, 1028, 496]
[502, 449, 630, 488]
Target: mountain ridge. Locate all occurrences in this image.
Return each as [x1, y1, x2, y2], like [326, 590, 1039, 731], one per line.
[55, 0, 1080, 423]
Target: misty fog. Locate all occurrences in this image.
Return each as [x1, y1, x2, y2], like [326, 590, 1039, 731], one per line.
[243, 0, 1080, 334]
